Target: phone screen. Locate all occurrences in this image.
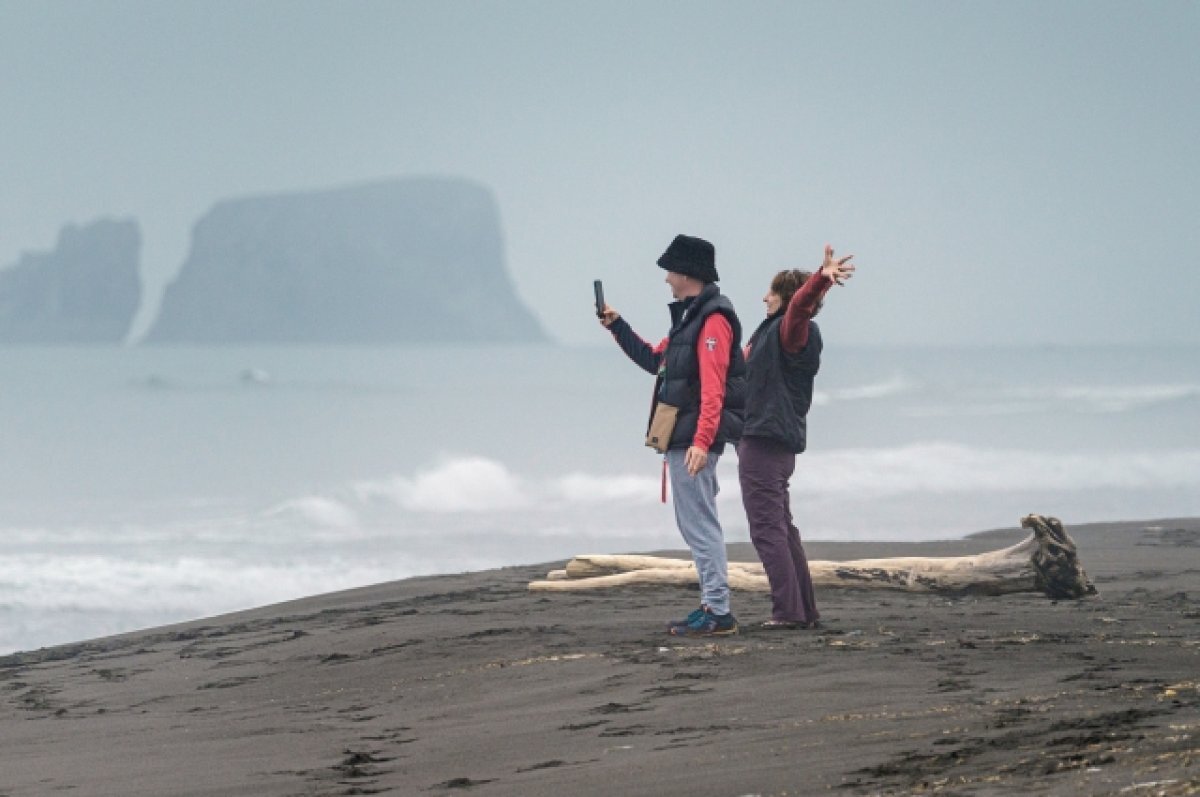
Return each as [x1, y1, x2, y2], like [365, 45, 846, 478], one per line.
[593, 280, 605, 317]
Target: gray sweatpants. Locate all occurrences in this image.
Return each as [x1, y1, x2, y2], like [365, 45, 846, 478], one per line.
[666, 448, 731, 616]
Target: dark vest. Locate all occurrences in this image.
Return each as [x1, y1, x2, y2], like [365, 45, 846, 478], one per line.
[654, 284, 746, 453]
[742, 313, 821, 453]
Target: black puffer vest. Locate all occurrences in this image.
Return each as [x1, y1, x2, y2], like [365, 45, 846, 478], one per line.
[742, 313, 821, 454]
[654, 284, 746, 454]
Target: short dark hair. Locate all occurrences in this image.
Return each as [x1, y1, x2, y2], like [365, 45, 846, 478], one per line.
[770, 269, 822, 317]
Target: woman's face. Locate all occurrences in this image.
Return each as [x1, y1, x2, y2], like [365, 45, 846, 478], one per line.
[763, 289, 783, 316]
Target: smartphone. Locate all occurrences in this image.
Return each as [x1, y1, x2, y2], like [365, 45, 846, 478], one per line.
[593, 280, 605, 318]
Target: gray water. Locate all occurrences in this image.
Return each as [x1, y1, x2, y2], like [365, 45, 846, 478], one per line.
[3, 343, 1198, 653]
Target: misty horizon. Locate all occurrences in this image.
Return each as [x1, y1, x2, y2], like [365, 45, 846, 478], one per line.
[2, 1, 1197, 348]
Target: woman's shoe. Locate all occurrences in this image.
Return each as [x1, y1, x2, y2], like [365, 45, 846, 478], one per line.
[759, 619, 801, 630]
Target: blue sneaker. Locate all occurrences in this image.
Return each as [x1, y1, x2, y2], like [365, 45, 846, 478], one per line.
[666, 605, 709, 630]
[669, 609, 738, 637]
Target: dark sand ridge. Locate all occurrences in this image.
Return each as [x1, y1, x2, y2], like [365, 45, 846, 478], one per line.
[1, 518, 1197, 796]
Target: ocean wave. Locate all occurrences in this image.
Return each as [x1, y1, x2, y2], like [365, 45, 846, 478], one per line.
[5, 446, 1199, 654]
[1005, 384, 1200, 413]
[338, 457, 667, 516]
[800, 442, 1200, 496]
[0, 553, 397, 615]
[270, 445, 1200, 526]
[350, 456, 532, 513]
[908, 383, 1200, 417]
[0, 552, 417, 654]
[813, 374, 918, 406]
[265, 496, 358, 528]
[552, 473, 661, 503]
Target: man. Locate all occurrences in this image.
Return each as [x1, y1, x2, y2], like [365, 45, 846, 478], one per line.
[599, 234, 746, 636]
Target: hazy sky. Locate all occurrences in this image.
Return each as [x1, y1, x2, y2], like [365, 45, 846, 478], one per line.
[2, 0, 1197, 345]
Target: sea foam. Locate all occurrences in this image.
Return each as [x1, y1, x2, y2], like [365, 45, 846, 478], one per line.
[352, 456, 531, 513]
[328, 447, 1200, 515]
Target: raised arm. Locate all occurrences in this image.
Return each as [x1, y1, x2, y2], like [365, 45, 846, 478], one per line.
[600, 305, 666, 374]
[779, 245, 855, 353]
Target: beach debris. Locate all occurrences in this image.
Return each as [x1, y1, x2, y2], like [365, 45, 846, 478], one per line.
[529, 514, 1098, 600]
[1119, 781, 1180, 794]
[435, 777, 495, 789]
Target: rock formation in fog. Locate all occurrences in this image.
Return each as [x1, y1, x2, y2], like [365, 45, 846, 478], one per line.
[0, 218, 142, 344]
[143, 178, 547, 344]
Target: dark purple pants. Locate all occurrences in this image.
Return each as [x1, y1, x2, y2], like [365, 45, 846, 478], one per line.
[737, 436, 819, 624]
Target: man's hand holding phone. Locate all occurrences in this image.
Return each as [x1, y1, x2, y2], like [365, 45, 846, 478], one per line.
[598, 305, 620, 327]
[595, 279, 620, 327]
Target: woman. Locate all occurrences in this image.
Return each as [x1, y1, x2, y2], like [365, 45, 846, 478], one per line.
[739, 245, 855, 629]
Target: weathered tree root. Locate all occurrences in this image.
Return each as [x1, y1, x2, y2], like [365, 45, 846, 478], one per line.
[1024, 514, 1098, 599]
[528, 514, 1097, 600]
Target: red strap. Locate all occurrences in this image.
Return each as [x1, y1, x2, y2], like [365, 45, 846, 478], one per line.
[661, 457, 668, 504]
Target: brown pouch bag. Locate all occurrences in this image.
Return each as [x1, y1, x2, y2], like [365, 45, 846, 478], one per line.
[644, 402, 679, 454]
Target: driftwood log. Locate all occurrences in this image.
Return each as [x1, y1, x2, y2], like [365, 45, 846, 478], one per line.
[529, 514, 1097, 600]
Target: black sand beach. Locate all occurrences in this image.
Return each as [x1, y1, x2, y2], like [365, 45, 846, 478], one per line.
[2, 518, 1197, 796]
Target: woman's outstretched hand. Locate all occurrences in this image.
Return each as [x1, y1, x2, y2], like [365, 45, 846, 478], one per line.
[820, 244, 856, 285]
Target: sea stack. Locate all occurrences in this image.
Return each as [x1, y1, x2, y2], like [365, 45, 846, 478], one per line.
[0, 218, 141, 344]
[143, 178, 547, 344]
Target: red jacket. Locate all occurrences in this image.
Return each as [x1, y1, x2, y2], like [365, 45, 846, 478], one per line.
[607, 313, 733, 452]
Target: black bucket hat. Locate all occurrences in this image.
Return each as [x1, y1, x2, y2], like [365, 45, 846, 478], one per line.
[657, 234, 718, 283]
